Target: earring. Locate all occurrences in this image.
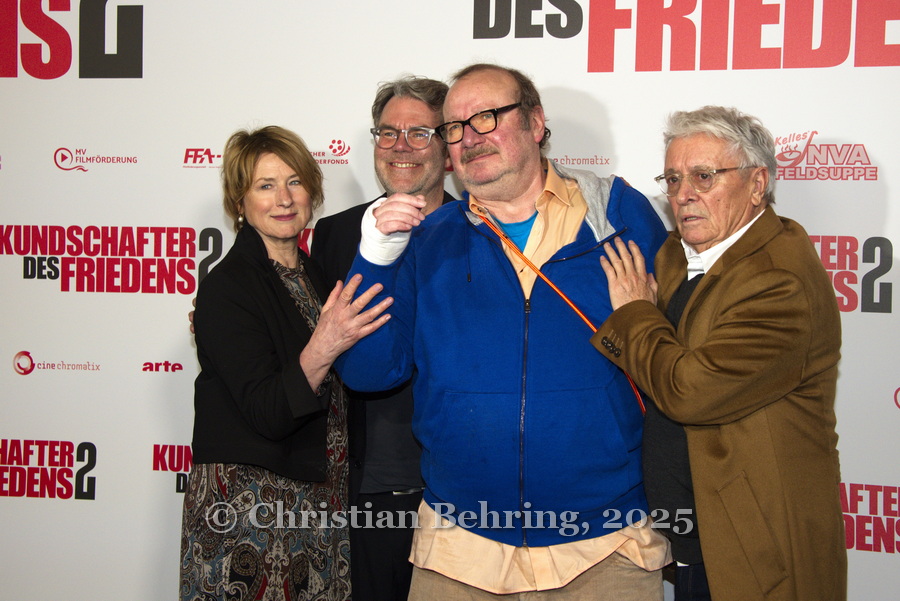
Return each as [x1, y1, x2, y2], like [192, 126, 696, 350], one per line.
[238, 214, 244, 224]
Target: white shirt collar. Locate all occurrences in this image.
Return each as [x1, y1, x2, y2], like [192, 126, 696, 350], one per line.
[681, 210, 765, 278]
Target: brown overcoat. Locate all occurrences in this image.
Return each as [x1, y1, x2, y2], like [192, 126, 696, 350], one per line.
[593, 206, 846, 600]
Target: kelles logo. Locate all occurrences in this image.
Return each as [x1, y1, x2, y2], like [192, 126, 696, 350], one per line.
[776, 131, 878, 181]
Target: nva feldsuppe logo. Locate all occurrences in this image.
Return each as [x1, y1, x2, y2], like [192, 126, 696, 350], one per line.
[776, 131, 878, 181]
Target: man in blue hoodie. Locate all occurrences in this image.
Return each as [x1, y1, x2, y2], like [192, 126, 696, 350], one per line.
[337, 64, 671, 600]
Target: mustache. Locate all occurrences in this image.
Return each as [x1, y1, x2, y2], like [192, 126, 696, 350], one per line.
[461, 147, 497, 164]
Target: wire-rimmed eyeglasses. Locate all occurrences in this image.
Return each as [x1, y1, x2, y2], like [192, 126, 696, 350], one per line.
[654, 166, 755, 197]
[436, 103, 521, 144]
[370, 126, 437, 150]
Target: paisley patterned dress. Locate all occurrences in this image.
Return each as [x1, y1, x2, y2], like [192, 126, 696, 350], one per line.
[179, 260, 350, 601]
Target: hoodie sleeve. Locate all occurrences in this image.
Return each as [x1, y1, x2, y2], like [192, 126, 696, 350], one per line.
[333, 248, 416, 392]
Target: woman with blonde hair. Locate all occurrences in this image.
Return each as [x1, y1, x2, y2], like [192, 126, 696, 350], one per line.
[180, 125, 391, 601]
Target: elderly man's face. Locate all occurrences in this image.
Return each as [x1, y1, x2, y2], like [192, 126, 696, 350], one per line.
[374, 96, 448, 198]
[665, 134, 767, 253]
[442, 69, 544, 199]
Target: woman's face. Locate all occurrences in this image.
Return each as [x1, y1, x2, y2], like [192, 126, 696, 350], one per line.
[241, 152, 312, 255]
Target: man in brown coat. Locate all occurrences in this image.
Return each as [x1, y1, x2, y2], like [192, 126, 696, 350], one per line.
[594, 106, 846, 601]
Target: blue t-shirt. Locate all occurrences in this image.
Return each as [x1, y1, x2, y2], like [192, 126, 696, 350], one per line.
[497, 211, 538, 251]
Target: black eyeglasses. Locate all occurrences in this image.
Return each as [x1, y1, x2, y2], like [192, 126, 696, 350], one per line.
[654, 166, 755, 196]
[370, 126, 437, 150]
[436, 103, 521, 144]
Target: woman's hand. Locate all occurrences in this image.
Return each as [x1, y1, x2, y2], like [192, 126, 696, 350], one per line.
[299, 274, 393, 390]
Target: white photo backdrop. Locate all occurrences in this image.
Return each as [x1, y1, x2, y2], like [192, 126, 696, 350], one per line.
[1, 1, 898, 599]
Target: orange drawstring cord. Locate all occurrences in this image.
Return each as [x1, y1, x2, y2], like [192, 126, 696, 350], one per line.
[473, 206, 646, 414]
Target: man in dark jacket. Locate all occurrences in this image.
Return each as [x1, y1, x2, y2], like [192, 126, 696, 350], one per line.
[310, 75, 453, 601]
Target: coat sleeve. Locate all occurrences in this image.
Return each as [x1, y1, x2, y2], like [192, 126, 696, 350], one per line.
[194, 266, 327, 441]
[592, 266, 812, 426]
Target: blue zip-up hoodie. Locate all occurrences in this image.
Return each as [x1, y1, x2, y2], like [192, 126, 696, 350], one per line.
[337, 161, 668, 547]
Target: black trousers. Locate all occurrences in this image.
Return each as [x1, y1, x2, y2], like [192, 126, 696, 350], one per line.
[350, 490, 422, 601]
[675, 562, 712, 601]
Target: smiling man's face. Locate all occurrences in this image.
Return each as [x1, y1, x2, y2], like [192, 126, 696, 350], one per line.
[373, 95, 448, 198]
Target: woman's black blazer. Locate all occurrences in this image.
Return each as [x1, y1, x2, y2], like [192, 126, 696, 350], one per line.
[191, 225, 333, 481]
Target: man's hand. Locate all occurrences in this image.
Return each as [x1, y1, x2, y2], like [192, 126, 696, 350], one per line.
[372, 193, 427, 235]
[188, 297, 196, 334]
[599, 238, 658, 311]
[359, 193, 427, 266]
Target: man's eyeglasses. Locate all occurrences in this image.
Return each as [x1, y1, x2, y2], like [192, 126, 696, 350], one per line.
[654, 166, 755, 197]
[370, 126, 437, 150]
[436, 103, 521, 144]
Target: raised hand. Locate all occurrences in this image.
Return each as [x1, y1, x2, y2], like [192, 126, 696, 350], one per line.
[372, 193, 427, 235]
[599, 238, 658, 311]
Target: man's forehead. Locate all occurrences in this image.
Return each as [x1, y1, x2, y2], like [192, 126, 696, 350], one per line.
[448, 70, 516, 105]
[379, 96, 441, 126]
[665, 135, 733, 164]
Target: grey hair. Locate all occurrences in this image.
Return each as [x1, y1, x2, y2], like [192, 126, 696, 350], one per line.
[664, 106, 777, 204]
[371, 75, 448, 125]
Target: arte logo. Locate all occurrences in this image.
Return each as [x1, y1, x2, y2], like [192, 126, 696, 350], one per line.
[810, 235, 893, 313]
[472, 1, 900, 72]
[54, 147, 138, 172]
[153, 444, 191, 493]
[183, 148, 222, 169]
[841, 482, 900, 553]
[0, 224, 232, 293]
[142, 360, 184, 372]
[776, 131, 878, 181]
[0, 439, 97, 500]
[0, 0, 143, 79]
[13, 350, 100, 375]
[895, 387, 900, 411]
